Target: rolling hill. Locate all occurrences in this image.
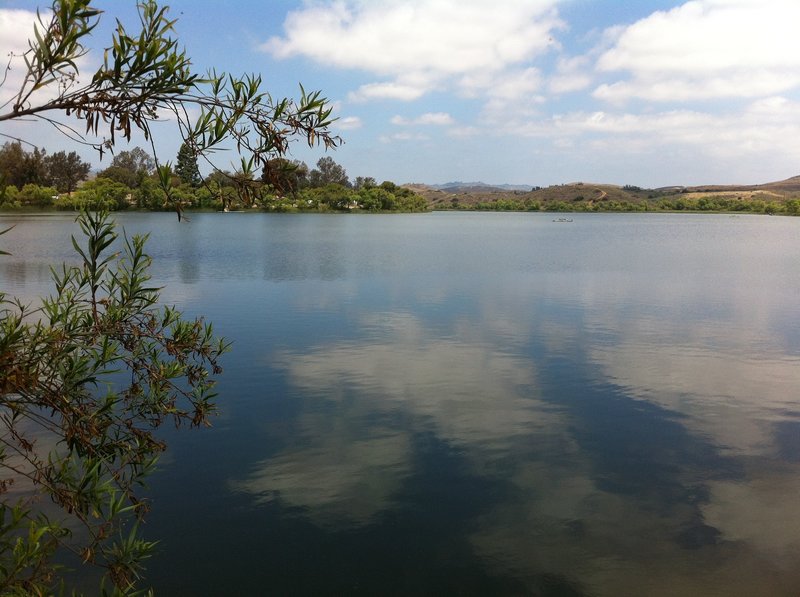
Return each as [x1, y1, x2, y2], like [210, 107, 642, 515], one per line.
[405, 176, 800, 210]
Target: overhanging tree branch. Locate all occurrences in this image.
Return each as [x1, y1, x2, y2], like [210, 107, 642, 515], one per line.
[0, 1, 343, 593]
[0, 0, 341, 216]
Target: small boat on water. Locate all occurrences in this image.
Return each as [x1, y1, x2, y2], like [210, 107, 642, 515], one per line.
[552, 217, 573, 222]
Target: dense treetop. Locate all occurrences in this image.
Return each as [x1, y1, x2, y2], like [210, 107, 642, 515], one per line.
[0, 142, 428, 212]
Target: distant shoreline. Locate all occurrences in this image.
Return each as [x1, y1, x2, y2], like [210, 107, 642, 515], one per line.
[2, 205, 798, 217]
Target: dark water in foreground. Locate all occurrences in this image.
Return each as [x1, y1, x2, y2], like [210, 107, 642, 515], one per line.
[2, 211, 800, 596]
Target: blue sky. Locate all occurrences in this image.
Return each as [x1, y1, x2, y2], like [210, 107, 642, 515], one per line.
[2, 0, 800, 188]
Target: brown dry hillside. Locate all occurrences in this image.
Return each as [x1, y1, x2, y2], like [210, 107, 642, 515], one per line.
[685, 175, 800, 195]
[404, 184, 531, 208]
[405, 176, 800, 210]
[529, 183, 645, 205]
[405, 182, 649, 209]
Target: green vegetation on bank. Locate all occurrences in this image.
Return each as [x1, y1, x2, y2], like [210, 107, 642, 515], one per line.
[444, 195, 800, 215]
[0, 142, 428, 213]
[424, 182, 800, 215]
[4, 140, 799, 215]
[4, 137, 798, 216]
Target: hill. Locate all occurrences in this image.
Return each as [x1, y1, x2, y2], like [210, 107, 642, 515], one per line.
[684, 175, 800, 195]
[403, 176, 800, 212]
[406, 182, 647, 210]
[424, 181, 533, 193]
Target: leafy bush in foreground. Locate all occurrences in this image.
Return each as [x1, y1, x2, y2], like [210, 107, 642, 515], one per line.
[0, 212, 229, 594]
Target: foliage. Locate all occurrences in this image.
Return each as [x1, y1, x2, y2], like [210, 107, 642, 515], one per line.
[0, 0, 351, 590]
[0, 144, 25, 189]
[358, 187, 393, 211]
[25, 147, 48, 187]
[94, 166, 137, 190]
[0, 184, 18, 210]
[308, 157, 350, 188]
[0, 143, 47, 189]
[42, 150, 91, 193]
[174, 143, 201, 187]
[256, 181, 427, 213]
[0, 143, 90, 194]
[302, 183, 353, 211]
[435, 186, 800, 215]
[109, 149, 155, 179]
[97, 149, 155, 190]
[55, 178, 132, 211]
[0, 141, 429, 213]
[353, 176, 376, 190]
[0, 211, 228, 594]
[653, 194, 785, 213]
[0, 0, 340, 216]
[17, 183, 59, 208]
[261, 158, 308, 195]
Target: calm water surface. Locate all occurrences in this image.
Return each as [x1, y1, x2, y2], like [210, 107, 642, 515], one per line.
[2, 211, 800, 596]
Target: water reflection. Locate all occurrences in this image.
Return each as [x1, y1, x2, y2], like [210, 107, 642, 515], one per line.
[234, 431, 412, 527]
[0, 261, 30, 287]
[586, 311, 800, 584]
[236, 312, 769, 594]
[233, 311, 554, 528]
[225, 215, 800, 595]
[5, 213, 800, 595]
[176, 221, 200, 284]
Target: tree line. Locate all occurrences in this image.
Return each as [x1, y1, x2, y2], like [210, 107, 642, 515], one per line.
[0, 141, 427, 213]
[447, 194, 800, 215]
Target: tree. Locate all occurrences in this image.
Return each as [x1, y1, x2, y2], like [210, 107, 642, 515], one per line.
[0, 211, 228, 594]
[354, 176, 376, 190]
[204, 169, 237, 189]
[110, 147, 155, 177]
[98, 147, 156, 189]
[133, 177, 168, 210]
[0, 143, 27, 189]
[96, 164, 140, 189]
[17, 183, 59, 207]
[359, 186, 394, 211]
[59, 177, 132, 210]
[0, 0, 339, 217]
[43, 150, 91, 193]
[175, 142, 201, 187]
[0, 0, 339, 592]
[308, 156, 350, 188]
[23, 148, 48, 187]
[310, 182, 354, 211]
[0, 142, 47, 189]
[261, 158, 308, 195]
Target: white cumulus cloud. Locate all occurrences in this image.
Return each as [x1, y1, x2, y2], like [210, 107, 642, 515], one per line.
[549, 56, 593, 94]
[349, 81, 429, 102]
[0, 9, 39, 108]
[509, 96, 800, 179]
[336, 116, 363, 130]
[391, 112, 455, 126]
[594, 0, 800, 103]
[379, 131, 430, 143]
[263, 0, 563, 103]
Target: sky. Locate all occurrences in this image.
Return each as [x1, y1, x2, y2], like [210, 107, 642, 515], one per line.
[2, 0, 800, 188]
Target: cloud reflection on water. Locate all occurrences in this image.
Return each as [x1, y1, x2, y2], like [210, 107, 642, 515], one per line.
[232, 311, 559, 528]
[187, 213, 800, 595]
[587, 311, 800, 581]
[9, 212, 800, 593]
[233, 292, 800, 595]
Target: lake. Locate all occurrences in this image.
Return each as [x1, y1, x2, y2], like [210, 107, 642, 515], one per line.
[2, 211, 800, 596]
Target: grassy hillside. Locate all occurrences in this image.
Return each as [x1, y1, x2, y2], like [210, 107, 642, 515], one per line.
[405, 176, 800, 214]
